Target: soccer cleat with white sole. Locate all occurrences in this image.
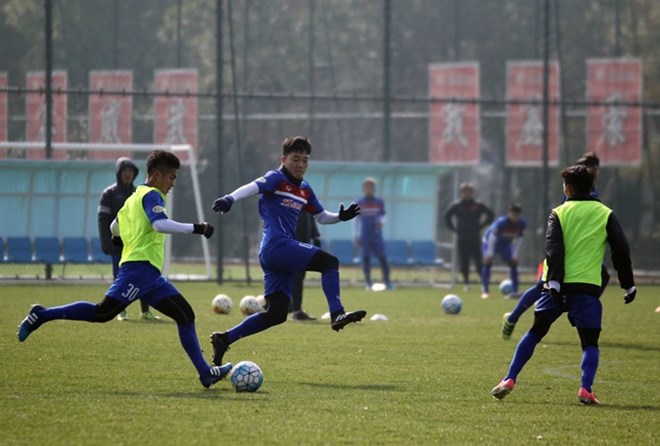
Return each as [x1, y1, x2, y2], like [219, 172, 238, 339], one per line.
[331, 310, 367, 332]
[491, 378, 515, 400]
[578, 387, 600, 405]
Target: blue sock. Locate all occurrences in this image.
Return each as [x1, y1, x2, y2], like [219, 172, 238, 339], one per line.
[510, 265, 519, 292]
[580, 346, 599, 392]
[504, 331, 541, 382]
[39, 301, 97, 323]
[380, 257, 391, 284]
[362, 258, 372, 285]
[481, 265, 491, 292]
[321, 269, 344, 314]
[508, 284, 542, 324]
[177, 323, 210, 376]
[226, 313, 269, 344]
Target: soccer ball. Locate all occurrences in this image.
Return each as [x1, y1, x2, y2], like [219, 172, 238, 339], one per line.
[499, 279, 514, 296]
[230, 361, 264, 392]
[255, 294, 266, 309]
[212, 294, 233, 315]
[240, 295, 262, 315]
[441, 294, 462, 315]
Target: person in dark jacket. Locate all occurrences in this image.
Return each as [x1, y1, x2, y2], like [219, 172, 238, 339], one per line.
[444, 183, 494, 289]
[98, 157, 157, 321]
[491, 165, 636, 405]
[289, 211, 322, 321]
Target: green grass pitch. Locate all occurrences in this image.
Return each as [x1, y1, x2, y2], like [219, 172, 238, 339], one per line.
[1, 281, 658, 445]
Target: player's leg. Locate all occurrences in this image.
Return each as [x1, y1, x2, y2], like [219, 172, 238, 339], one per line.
[372, 237, 392, 289]
[471, 238, 483, 281]
[361, 242, 373, 289]
[500, 246, 519, 294]
[306, 247, 366, 331]
[112, 254, 128, 321]
[567, 293, 603, 404]
[458, 239, 470, 285]
[502, 281, 543, 340]
[492, 291, 562, 399]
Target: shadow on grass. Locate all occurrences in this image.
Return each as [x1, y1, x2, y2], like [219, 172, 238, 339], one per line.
[490, 399, 660, 411]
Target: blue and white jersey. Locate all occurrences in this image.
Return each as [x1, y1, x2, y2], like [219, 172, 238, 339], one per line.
[254, 168, 325, 250]
[483, 216, 526, 247]
[355, 196, 386, 240]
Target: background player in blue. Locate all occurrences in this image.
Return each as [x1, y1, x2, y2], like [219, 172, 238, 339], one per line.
[480, 204, 525, 299]
[17, 150, 231, 389]
[501, 152, 605, 339]
[98, 156, 157, 321]
[209, 136, 366, 367]
[491, 165, 636, 405]
[354, 178, 392, 290]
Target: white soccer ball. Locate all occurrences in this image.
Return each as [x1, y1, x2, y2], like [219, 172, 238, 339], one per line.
[441, 294, 462, 315]
[212, 294, 233, 315]
[499, 279, 514, 296]
[240, 295, 262, 316]
[230, 360, 264, 392]
[255, 294, 266, 309]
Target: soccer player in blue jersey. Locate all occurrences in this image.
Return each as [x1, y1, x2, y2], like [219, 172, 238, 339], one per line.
[354, 178, 392, 290]
[480, 204, 525, 299]
[492, 165, 635, 405]
[501, 152, 606, 339]
[17, 150, 232, 389]
[209, 136, 366, 366]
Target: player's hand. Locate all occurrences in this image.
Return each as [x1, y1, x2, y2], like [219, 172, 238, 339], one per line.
[623, 287, 636, 304]
[549, 288, 566, 305]
[338, 202, 360, 221]
[312, 237, 322, 248]
[193, 222, 215, 239]
[111, 236, 123, 248]
[212, 195, 234, 214]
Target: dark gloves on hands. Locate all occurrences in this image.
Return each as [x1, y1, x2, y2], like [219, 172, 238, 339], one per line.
[624, 287, 636, 304]
[193, 222, 215, 239]
[338, 202, 360, 221]
[212, 195, 234, 214]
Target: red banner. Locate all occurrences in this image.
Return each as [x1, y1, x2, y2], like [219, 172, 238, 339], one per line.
[586, 58, 642, 166]
[505, 61, 560, 167]
[428, 63, 480, 165]
[0, 73, 7, 157]
[26, 71, 68, 159]
[153, 69, 198, 162]
[88, 71, 133, 160]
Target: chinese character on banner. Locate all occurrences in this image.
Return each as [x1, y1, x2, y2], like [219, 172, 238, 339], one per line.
[0, 72, 7, 157]
[153, 69, 198, 163]
[428, 62, 480, 165]
[26, 71, 68, 159]
[506, 61, 560, 167]
[586, 58, 642, 166]
[88, 71, 133, 160]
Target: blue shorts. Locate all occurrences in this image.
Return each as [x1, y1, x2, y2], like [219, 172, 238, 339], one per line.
[361, 236, 385, 258]
[535, 290, 603, 330]
[106, 261, 180, 306]
[259, 239, 320, 297]
[482, 242, 513, 263]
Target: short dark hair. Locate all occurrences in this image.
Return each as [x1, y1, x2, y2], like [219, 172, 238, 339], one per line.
[146, 150, 181, 175]
[561, 164, 594, 195]
[460, 182, 474, 192]
[508, 203, 522, 213]
[282, 136, 312, 156]
[575, 151, 600, 169]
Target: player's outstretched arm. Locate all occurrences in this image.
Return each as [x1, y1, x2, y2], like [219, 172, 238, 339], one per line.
[152, 219, 214, 239]
[314, 202, 361, 225]
[212, 182, 259, 214]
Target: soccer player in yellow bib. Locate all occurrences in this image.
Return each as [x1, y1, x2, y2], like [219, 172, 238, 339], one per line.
[17, 150, 231, 389]
[492, 165, 636, 405]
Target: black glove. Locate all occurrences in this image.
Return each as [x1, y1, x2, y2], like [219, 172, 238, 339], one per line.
[312, 237, 322, 248]
[338, 202, 360, 221]
[193, 222, 215, 239]
[549, 287, 565, 305]
[212, 195, 234, 214]
[624, 287, 636, 304]
[111, 236, 123, 248]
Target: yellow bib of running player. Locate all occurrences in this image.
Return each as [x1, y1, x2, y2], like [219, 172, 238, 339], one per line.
[117, 185, 167, 271]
